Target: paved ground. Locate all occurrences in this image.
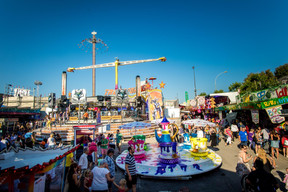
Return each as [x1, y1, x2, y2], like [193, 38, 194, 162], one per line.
[112, 137, 288, 192]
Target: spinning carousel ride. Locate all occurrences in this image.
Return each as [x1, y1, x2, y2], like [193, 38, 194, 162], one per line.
[116, 118, 222, 178]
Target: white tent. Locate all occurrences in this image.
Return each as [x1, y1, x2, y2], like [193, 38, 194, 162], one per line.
[182, 119, 216, 127]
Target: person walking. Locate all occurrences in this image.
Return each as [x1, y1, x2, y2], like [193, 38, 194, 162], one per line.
[101, 135, 109, 158]
[104, 149, 116, 192]
[261, 127, 270, 152]
[281, 135, 288, 158]
[238, 127, 248, 147]
[125, 146, 137, 192]
[270, 130, 280, 159]
[116, 130, 123, 154]
[210, 128, 217, 148]
[225, 126, 232, 146]
[231, 122, 239, 142]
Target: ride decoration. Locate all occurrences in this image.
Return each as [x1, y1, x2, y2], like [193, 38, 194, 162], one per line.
[128, 135, 146, 160]
[190, 138, 208, 157]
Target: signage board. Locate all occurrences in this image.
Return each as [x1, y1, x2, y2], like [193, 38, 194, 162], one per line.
[71, 89, 87, 104]
[265, 105, 285, 124]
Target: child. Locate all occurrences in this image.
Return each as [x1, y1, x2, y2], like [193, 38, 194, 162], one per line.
[225, 126, 232, 146]
[113, 179, 128, 192]
[283, 168, 288, 190]
[83, 169, 92, 192]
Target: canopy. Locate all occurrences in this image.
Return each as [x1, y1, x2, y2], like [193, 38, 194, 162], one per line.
[182, 119, 216, 127]
[151, 119, 175, 125]
[119, 122, 151, 129]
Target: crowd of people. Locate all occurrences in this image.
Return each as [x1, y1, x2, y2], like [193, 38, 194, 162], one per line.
[221, 120, 288, 191]
[63, 129, 141, 192]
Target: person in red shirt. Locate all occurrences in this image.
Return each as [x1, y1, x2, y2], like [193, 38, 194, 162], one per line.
[281, 135, 288, 158]
[88, 142, 98, 167]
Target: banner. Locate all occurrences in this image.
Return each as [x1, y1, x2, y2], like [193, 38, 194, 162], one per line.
[185, 91, 189, 103]
[265, 106, 285, 124]
[14, 88, 31, 97]
[71, 89, 87, 104]
[251, 110, 259, 124]
[261, 96, 288, 109]
[237, 84, 288, 103]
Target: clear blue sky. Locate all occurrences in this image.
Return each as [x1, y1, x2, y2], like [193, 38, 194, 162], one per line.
[1, 0, 288, 103]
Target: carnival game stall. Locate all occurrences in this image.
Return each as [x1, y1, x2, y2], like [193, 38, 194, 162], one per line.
[0, 145, 79, 192]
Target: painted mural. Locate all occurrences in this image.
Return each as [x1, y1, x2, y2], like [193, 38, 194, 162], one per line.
[147, 89, 163, 120]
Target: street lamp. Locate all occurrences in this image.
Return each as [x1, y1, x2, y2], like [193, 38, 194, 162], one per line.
[215, 71, 228, 91]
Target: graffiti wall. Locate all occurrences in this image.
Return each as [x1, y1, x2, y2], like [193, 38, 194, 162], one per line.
[147, 89, 163, 120]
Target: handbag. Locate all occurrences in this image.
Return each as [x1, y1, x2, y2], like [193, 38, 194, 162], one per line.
[284, 139, 288, 146]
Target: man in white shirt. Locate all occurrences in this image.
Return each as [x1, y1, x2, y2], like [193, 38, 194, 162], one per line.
[78, 147, 89, 172]
[261, 127, 270, 150]
[231, 123, 239, 142]
[197, 127, 204, 138]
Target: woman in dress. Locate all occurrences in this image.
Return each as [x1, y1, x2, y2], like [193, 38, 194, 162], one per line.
[270, 130, 280, 159]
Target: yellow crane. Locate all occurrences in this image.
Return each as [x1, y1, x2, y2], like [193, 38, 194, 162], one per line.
[67, 57, 166, 91]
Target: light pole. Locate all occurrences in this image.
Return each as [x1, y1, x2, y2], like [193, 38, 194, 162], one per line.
[215, 71, 228, 91]
[192, 66, 197, 98]
[34, 81, 42, 108]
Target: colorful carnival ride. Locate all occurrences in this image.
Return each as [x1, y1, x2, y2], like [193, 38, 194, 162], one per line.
[116, 117, 222, 178]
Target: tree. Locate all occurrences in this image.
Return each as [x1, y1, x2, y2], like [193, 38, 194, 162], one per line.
[240, 70, 278, 95]
[229, 82, 242, 92]
[199, 92, 207, 96]
[274, 63, 288, 79]
[214, 89, 224, 93]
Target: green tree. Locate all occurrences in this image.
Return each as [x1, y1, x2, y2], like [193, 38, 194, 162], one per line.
[214, 89, 224, 93]
[229, 82, 242, 92]
[240, 70, 278, 95]
[199, 92, 207, 96]
[274, 63, 288, 79]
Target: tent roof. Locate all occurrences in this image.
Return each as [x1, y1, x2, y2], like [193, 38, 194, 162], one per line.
[210, 92, 239, 104]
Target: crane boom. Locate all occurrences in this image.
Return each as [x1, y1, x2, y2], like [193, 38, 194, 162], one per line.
[67, 57, 166, 90]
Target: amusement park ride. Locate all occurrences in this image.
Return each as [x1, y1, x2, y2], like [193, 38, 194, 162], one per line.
[67, 57, 166, 91]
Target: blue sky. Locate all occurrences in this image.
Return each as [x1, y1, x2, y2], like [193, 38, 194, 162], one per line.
[1, 0, 288, 103]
